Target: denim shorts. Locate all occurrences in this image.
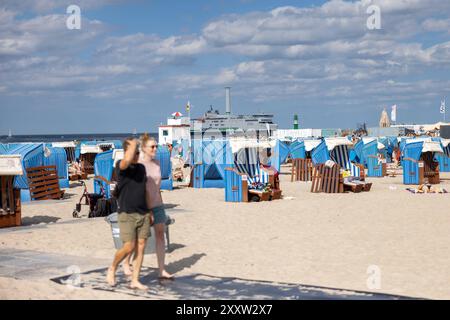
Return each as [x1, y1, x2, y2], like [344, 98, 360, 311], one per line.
[151, 205, 168, 225]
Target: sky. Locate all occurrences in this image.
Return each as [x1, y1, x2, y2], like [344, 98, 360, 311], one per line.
[0, 0, 449, 134]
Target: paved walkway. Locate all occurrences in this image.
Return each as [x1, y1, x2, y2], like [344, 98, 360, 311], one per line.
[0, 248, 109, 280]
[0, 249, 415, 299]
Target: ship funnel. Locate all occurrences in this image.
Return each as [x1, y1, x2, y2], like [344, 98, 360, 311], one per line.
[225, 87, 231, 115]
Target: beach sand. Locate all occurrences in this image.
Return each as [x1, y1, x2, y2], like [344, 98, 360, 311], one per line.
[1, 166, 449, 299]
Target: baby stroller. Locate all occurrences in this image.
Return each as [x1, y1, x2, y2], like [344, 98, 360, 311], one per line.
[73, 177, 116, 218]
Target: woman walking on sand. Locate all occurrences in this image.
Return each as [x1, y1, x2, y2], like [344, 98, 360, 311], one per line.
[141, 134, 174, 279]
[123, 134, 174, 280]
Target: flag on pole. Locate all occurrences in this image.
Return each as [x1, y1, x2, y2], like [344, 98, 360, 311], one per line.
[186, 101, 191, 112]
[440, 100, 446, 114]
[391, 105, 397, 122]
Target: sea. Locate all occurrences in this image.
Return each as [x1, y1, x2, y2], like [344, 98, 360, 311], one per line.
[0, 133, 158, 144]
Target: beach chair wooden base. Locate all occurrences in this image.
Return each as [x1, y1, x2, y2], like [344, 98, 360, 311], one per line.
[311, 163, 344, 193]
[69, 172, 88, 181]
[344, 181, 372, 192]
[0, 176, 21, 228]
[248, 189, 271, 202]
[26, 165, 65, 201]
[291, 158, 313, 182]
[271, 189, 282, 200]
[343, 182, 363, 193]
[422, 152, 440, 184]
[362, 182, 372, 192]
[225, 167, 281, 202]
[311, 163, 372, 194]
[427, 175, 440, 184]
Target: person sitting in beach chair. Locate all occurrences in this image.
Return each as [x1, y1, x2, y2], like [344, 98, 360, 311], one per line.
[68, 160, 84, 180]
[106, 138, 152, 291]
[225, 145, 282, 202]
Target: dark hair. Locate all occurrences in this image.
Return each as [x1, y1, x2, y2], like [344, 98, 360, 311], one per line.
[122, 137, 135, 152]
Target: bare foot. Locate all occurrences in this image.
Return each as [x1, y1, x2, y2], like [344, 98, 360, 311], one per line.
[158, 270, 174, 280]
[130, 281, 148, 291]
[123, 263, 133, 277]
[106, 267, 116, 287]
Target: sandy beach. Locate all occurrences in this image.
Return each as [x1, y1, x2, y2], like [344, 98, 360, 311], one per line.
[1, 165, 449, 300]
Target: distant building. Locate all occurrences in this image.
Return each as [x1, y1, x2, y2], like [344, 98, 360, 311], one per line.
[158, 115, 190, 145]
[191, 106, 277, 139]
[379, 108, 390, 128]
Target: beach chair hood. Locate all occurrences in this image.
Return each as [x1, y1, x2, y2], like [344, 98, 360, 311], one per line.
[289, 140, 306, 159]
[80, 144, 102, 154]
[0, 155, 23, 175]
[43, 147, 68, 180]
[362, 137, 385, 150]
[52, 141, 77, 148]
[269, 140, 290, 171]
[324, 137, 354, 151]
[303, 140, 322, 152]
[5, 143, 44, 189]
[311, 140, 330, 165]
[404, 139, 443, 161]
[442, 139, 450, 157]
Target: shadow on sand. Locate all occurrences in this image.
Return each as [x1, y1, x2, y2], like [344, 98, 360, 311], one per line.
[51, 253, 417, 300]
[21, 215, 61, 226]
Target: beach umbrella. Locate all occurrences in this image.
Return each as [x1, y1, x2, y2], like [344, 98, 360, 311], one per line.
[171, 111, 183, 117]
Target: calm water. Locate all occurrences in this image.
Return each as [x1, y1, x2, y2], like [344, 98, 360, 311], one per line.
[0, 133, 158, 144]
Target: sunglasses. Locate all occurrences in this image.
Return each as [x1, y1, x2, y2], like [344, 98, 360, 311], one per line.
[146, 145, 157, 149]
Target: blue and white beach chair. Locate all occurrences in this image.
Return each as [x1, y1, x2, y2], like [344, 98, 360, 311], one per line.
[192, 140, 230, 189]
[323, 138, 365, 179]
[435, 139, 450, 173]
[402, 139, 443, 184]
[225, 142, 280, 202]
[4, 144, 45, 202]
[361, 138, 386, 177]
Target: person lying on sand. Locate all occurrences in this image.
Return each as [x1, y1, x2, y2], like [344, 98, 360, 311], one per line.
[106, 138, 152, 291]
[406, 184, 448, 194]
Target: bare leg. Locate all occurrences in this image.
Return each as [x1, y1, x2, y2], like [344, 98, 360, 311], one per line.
[107, 241, 135, 286]
[130, 238, 148, 290]
[123, 243, 137, 276]
[155, 224, 173, 279]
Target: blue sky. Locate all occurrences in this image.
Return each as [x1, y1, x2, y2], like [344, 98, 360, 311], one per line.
[0, 0, 449, 134]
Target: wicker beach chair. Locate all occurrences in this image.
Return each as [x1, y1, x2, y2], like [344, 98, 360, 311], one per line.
[0, 155, 22, 228]
[402, 139, 443, 185]
[225, 147, 281, 202]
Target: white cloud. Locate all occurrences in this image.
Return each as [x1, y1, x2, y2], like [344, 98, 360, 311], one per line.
[422, 18, 450, 33]
[0, 12, 107, 58]
[0, 0, 128, 14]
[0, 0, 449, 117]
